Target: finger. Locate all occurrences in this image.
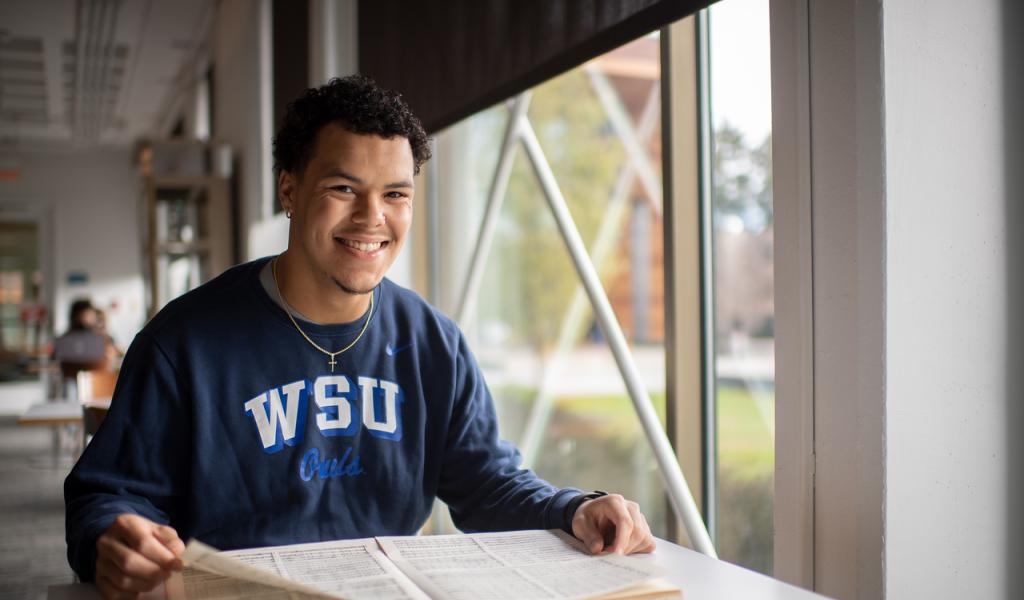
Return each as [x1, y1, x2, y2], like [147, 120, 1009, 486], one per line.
[624, 504, 654, 554]
[151, 526, 185, 570]
[96, 553, 169, 593]
[573, 514, 607, 554]
[108, 514, 145, 538]
[622, 503, 644, 553]
[115, 519, 181, 570]
[155, 525, 185, 556]
[605, 497, 634, 555]
[96, 572, 139, 600]
[97, 536, 170, 589]
[638, 512, 657, 553]
[96, 561, 154, 596]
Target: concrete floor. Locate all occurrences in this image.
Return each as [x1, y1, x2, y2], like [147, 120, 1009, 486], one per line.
[0, 416, 77, 600]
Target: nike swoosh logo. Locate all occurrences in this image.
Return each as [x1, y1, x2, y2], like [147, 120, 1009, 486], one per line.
[385, 342, 412, 356]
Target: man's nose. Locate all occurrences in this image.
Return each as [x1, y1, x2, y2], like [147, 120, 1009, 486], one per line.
[351, 194, 385, 226]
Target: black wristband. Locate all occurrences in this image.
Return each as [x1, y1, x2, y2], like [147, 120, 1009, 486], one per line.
[563, 490, 608, 534]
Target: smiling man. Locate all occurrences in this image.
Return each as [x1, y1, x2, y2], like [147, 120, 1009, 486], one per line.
[65, 76, 655, 599]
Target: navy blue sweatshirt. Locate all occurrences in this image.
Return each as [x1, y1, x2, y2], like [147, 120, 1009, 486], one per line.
[65, 258, 577, 581]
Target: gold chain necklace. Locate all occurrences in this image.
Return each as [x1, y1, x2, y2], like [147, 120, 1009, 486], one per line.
[272, 257, 375, 372]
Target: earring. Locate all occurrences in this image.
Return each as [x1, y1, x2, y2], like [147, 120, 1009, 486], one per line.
[286, 210, 292, 218]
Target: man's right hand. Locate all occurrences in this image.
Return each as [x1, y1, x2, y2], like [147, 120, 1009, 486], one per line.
[95, 514, 185, 599]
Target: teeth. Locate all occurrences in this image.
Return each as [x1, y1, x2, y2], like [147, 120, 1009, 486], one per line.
[340, 238, 384, 252]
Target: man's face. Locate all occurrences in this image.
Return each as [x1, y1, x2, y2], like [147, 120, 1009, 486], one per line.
[280, 123, 415, 296]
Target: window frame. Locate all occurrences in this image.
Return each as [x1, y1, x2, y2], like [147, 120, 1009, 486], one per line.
[769, 0, 816, 588]
[660, 15, 717, 545]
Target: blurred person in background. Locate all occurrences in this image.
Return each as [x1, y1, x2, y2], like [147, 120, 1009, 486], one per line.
[53, 299, 115, 398]
[54, 299, 106, 364]
[92, 307, 124, 369]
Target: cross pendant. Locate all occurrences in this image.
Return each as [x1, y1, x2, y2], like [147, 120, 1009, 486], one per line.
[328, 355, 337, 372]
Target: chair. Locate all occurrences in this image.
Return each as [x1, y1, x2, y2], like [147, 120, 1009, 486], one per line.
[59, 360, 106, 401]
[76, 368, 117, 445]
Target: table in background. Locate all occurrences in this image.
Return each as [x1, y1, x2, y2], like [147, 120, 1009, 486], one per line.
[18, 400, 86, 460]
[19, 398, 111, 459]
[18, 400, 85, 427]
[48, 537, 830, 599]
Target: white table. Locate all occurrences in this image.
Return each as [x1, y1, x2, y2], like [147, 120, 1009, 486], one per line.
[18, 400, 86, 462]
[18, 399, 111, 426]
[18, 401, 86, 426]
[48, 537, 830, 599]
[646, 538, 829, 599]
[19, 399, 112, 460]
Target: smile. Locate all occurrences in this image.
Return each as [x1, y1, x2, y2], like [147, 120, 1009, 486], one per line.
[337, 238, 389, 253]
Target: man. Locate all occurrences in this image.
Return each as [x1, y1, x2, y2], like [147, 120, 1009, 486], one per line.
[65, 75, 655, 599]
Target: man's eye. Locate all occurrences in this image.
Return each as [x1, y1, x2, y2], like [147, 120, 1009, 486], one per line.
[331, 185, 354, 193]
[385, 191, 407, 199]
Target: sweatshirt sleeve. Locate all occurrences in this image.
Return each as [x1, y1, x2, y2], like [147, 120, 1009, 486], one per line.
[64, 333, 192, 581]
[436, 332, 580, 533]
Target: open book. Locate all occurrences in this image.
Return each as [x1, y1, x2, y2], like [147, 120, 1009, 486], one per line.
[169, 529, 681, 600]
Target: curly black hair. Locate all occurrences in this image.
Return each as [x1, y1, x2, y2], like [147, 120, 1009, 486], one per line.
[273, 75, 431, 176]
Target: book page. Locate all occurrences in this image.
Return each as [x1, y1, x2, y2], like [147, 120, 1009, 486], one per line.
[376, 530, 671, 600]
[168, 538, 431, 600]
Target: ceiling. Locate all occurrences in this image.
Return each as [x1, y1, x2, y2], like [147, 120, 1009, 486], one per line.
[0, 0, 213, 150]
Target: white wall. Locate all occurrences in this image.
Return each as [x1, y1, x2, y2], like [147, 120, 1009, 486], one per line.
[0, 149, 145, 350]
[772, 0, 1022, 598]
[883, 1, 1015, 597]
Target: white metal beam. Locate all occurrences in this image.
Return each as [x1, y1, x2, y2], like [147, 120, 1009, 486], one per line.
[454, 94, 531, 326]
[518, 82, 661, 466]
[519, 117, 717, 558]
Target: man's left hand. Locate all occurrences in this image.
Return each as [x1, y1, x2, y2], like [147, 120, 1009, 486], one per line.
[571, 494, 656, 555]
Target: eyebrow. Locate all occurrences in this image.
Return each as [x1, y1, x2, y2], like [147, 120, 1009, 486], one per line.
[321, 169, 413, 189]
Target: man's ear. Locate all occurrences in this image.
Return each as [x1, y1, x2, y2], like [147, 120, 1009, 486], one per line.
[278, 169, 295, 215]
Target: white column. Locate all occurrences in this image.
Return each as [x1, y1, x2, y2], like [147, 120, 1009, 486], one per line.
[883, 1, 1016, 598]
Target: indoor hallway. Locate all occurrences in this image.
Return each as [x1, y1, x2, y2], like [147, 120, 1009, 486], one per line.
[0, 415, 76, 599]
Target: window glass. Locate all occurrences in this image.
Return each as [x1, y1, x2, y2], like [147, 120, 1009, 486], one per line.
[435, 34, 669, 537]
[0, 222, 42, 364]
[709, 0, 775, 574]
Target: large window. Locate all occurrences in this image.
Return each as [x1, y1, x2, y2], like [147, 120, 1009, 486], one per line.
[433, 34, 670, 538]
[709, 0, 775, 575]
[0, 221, 42, 371]
[424, 2, 776, 567]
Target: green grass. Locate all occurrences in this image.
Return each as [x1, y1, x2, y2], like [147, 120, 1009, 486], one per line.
[717, 384, 775, 480]
[493, 382, 775, 563]
[556, 392, 667, 427]
[512, 383, 775, 573]
[493, 383, 774, 481]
